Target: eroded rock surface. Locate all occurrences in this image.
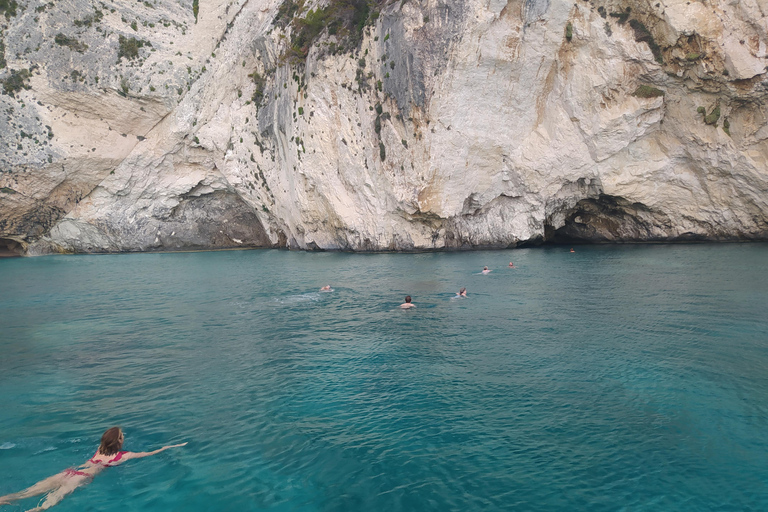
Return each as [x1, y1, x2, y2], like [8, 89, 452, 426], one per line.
[1, 0, 767, 255]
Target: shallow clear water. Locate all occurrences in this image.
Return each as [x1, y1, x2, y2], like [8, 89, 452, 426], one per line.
[1, 244, 767, 511]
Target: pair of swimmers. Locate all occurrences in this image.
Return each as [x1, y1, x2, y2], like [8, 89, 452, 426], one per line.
[400, 287, 467, 309]
[0, 427, 186, 511]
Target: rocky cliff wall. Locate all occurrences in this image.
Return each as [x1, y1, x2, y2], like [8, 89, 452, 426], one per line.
[1, 0, 767, 255]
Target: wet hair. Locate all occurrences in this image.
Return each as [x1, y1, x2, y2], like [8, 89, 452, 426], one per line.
[483, 266, 488, 270]
[405, 296, 411, 303]
[98, 427, 123, 456]
[459, 287, 466, 294]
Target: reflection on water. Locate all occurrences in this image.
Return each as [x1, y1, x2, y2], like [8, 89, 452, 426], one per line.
[1, 245, 768, 511]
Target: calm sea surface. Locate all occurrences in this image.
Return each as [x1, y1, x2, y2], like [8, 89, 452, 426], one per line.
[1, 244, 767, 511]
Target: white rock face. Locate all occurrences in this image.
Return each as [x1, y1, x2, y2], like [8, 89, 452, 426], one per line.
[0, 0, 767, 254]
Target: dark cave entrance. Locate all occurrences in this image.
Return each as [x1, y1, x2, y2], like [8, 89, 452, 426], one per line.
[544, 194, 669, 244]
[0, 238, 25, 257]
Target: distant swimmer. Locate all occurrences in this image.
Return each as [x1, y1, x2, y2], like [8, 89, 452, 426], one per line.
[400, 295, 416, 309]
[482, 266, 492, 274]
[319, 285, 333, 292]
[0, 427, 186, 511]
[570, 248, 575, 253]
[456, 287, 467, 297]
[508, 262, 515, 268]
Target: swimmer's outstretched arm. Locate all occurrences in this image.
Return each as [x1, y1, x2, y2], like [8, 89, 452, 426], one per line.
[122, 442, 188, 461]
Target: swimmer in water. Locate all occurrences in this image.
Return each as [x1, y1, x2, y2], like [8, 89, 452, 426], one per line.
[400, 295, 416, 309]
[456, 287, 467, 297]
[482, 266, 491, 274]
[570, 248, 575, 253]
[508, 262, 515, 268]
[319, 285, 332, 292]
[0, 427, 186, 511]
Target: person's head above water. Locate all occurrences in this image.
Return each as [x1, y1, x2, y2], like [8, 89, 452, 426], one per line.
[483, 266, 488, 270]
[458, 287, 467, 296]
[0, 426, 187, 511]
[404, 295, 411, 303]
[98, 427, 124, 456]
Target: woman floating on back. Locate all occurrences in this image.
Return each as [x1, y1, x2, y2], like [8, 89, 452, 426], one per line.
[0, 427, 186, 511]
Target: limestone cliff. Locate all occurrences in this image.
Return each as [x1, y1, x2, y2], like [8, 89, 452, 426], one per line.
[1, 0, 767, 255]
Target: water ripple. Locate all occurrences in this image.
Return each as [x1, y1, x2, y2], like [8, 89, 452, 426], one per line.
[1, 246, 767, 510]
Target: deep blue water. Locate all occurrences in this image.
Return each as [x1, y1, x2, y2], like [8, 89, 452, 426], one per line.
[1, 244, 767, 511]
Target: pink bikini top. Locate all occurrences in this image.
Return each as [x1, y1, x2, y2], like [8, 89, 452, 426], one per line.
[89, 451, 126, 466]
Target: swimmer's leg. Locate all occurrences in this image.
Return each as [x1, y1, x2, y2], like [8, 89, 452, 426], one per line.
[26, 477, 84, 511]
[0, 474, 65, 504]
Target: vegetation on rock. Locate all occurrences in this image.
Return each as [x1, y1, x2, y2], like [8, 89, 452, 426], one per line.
[704, 106, 720, 126]
[1, 68, 31, 96]
[632, 85, 664, 98]
[249, 71, 266, 105]
[0, 0, 18, 19]
[54, 33, 89, 53]
[275, 0, 388, 61]
[117, 35, 150, 62]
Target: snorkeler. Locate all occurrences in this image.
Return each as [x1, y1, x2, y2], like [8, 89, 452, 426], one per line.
[456, 287, 467, 297]
[400, 296, 416, 309]
[0, 427, 186, 511]
[482, 266, 492, 274]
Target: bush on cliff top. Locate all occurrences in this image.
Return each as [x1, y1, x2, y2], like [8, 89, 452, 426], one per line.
[276, 0, 388, 61]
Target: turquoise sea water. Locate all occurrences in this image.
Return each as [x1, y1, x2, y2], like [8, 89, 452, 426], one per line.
[1, 244, 767, 511]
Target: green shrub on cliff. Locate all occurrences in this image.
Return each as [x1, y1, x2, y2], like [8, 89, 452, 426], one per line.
[704, 106, 720, 126]
[276, 0, 388, 61]
[565, 22, 572, 42]
[0, 37, 5, 69]
[1, 68, 31, 96]
[0, 0, 18, 19]
[250, 72, 266, 104]
[54, 33, 89, 53]
[117, 35, 150, 62]
[193, 0, 199, 23]
[632, 85, 664, 98]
